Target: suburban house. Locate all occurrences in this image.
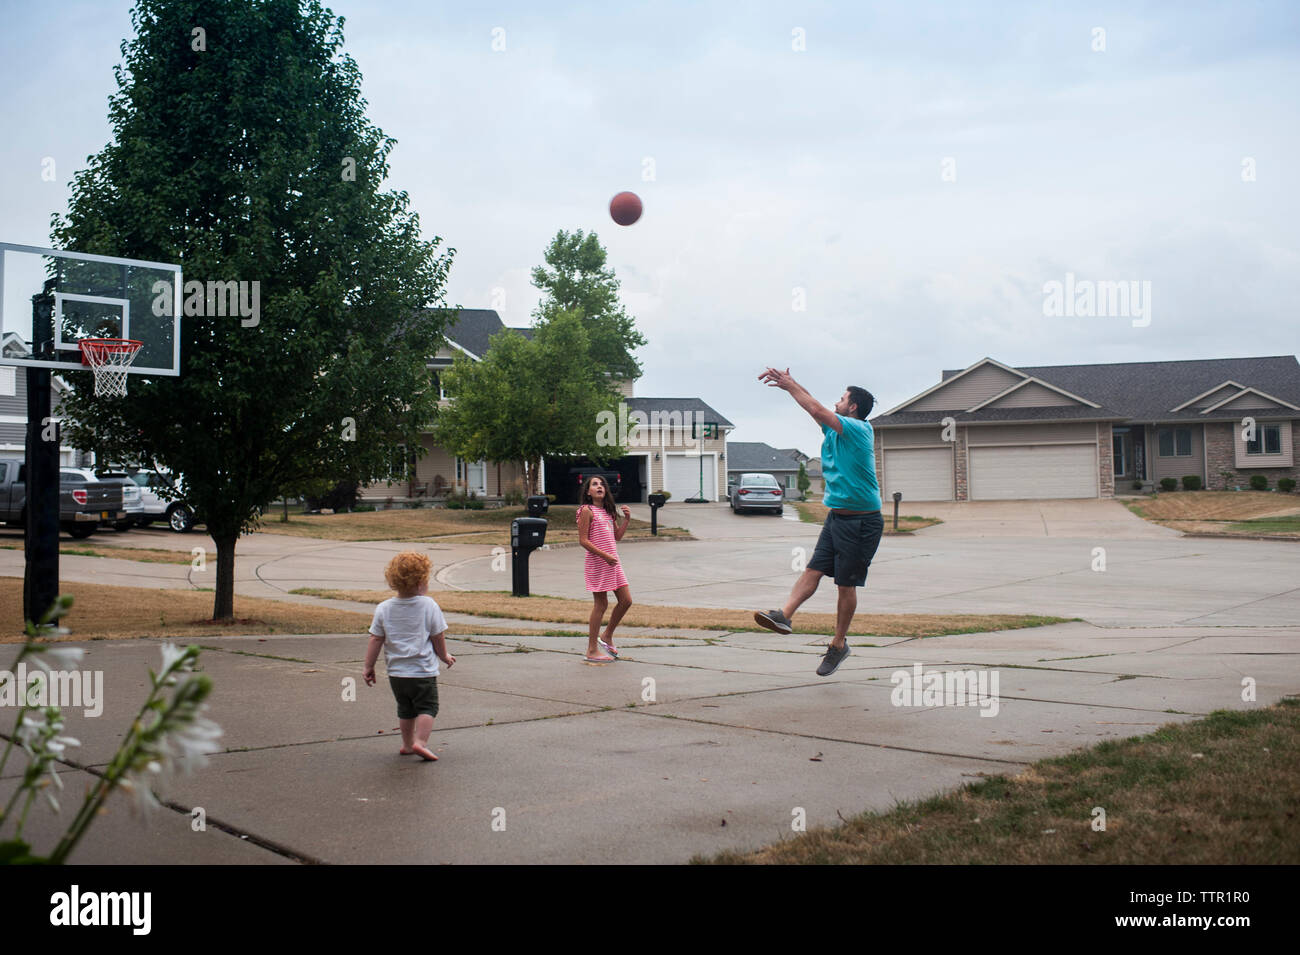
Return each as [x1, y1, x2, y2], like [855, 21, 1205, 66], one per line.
[727, 442, 804, 499]
[545, 397, 734, 504]
[1, 332, 87, 466]
[778, 447, 823, 496]
[870, 355, 1300, 501]
[360, 309, 532, 503]
[363, 309, 736, 505]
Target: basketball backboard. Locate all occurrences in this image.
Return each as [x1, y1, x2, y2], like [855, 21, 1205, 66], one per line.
[0, 242, 181, 376]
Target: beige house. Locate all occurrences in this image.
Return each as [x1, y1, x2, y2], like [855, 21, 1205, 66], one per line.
[871, 355, 1300, 502]
[361, 310, 531, 504]
[362, 310, 736, 505]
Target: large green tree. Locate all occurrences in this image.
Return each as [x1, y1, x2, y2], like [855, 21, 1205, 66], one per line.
[433, 310, 624, 494]
[54, 0, 454, 620]
[531, 230, 646, 381]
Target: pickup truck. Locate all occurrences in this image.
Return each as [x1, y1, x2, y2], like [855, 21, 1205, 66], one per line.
[0, 459, 126, 539]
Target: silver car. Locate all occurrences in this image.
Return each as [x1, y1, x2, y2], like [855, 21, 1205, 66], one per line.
[730, 472, 785, 515]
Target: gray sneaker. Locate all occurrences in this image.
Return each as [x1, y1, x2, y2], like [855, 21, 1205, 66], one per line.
[816, 641, 851, 676]
[754, 609, 793, 634]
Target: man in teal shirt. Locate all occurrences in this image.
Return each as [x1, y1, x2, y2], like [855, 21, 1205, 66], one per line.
[753, 368, 883, 676]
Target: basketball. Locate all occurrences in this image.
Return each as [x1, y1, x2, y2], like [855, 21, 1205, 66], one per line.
[609, 191, 642, 226]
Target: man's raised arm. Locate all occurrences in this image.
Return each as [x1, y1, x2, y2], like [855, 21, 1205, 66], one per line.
[758, 366, 842, 433]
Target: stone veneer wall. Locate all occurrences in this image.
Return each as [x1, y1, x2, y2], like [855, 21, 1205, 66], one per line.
[1097, 423, 1115, 497]
[954, 427, 968, 501]
[1205, 420, 1300, 490]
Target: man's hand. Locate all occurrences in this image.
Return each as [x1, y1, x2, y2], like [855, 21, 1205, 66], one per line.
[758, 366, 795, 391]
[440, 654, 456, 669]
[363, 666, 376, 686]
[759, 366, 842, 433]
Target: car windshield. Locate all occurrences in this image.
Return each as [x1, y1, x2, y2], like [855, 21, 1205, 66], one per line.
[741, 475, 778, 487]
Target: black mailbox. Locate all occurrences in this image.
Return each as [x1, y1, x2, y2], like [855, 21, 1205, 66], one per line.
[526, 494, 549, 517]
[512, 517, 547, 548]
[647, 493, 667, 535]
[510, 517, 548, 595]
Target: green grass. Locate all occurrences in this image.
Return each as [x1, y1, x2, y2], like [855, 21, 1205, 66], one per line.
[698, 697, 1300, 864]
[1226, 515, 1300, 534]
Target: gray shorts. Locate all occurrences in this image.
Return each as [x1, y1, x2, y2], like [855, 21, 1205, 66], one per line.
[808, 511, 884, 587]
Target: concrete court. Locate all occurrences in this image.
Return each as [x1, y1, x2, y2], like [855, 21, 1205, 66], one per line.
[5, 621, 1296, 864]
[2, 498, 1297, 863]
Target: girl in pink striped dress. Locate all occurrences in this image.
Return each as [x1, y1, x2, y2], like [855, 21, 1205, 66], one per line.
[576, 475, 633, 663]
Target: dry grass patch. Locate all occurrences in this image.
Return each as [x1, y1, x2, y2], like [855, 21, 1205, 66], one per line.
[252, 505, 691, 544]
[701, 698, 1300, 864]
[290, 587, 1068, 638]
[0, 577, 605, 642]
[793, 500, 940, 533]
[1127, 491, 1300, 522]
[0, 541, 193, 565]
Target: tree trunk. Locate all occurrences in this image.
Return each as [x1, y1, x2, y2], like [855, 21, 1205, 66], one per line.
[212, 533, 238, 622]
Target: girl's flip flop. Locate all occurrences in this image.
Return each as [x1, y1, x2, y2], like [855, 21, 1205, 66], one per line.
[585, 654, 615, 663]
[598, 639, 619, 658]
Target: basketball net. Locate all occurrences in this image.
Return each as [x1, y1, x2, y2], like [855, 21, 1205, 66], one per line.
[78, 338, 143, 397]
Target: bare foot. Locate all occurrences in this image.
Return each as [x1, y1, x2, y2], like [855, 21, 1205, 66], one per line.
[399, 746, 414, 755]
[411, 743, 439, 761]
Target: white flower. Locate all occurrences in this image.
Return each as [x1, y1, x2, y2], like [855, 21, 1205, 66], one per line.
[16, 715, 42, 754]
[159, 642, 188, 673]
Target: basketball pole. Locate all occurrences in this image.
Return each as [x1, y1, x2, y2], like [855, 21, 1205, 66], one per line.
[23, 289, 59, 623]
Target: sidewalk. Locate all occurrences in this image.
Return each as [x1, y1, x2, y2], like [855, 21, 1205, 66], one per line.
[5, 621, 1296, 864]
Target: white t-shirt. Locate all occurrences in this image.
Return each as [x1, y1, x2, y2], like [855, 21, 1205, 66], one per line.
[369, 596, 448, 678]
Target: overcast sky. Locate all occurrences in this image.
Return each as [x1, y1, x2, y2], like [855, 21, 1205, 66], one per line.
[2, 1, 1297, 454]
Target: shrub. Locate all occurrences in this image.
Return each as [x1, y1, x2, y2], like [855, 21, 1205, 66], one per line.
[652, 489, 672, 500]
[1279, 478, 1296, 493]
[303, 480, 360, 513]
[1159, 478, 1177, 492]
[1181, 475, 1202, 491]
[1132, 480, 1143, 491]
[545, 494, 557, 504]
[1249, 475, 1269, 491]
[502, 479, 527, 506]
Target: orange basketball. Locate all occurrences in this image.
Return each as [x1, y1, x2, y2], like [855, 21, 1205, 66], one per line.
[609, 191, 642, 226]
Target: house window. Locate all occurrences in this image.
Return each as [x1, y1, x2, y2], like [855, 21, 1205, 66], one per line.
[389, 444, 409, 480]
[1246, 424, 1282, 455]
[1157, 427, 1192, 457]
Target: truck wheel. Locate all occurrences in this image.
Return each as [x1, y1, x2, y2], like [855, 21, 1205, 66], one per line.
[67, 525, 96, 540]
[168, 504, 195, 533]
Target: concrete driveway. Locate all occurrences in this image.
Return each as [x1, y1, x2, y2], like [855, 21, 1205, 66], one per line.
[899, 498, 1179, 540]
[3, 500, 1297, 865]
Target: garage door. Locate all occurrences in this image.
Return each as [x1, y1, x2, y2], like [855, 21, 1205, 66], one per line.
[666, 453, 717, 500]
[968, 445, 1097, 500]
[883, 447, 953, 501]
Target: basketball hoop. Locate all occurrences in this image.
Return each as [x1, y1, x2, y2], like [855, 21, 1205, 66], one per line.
[78, 338, 143, 397]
